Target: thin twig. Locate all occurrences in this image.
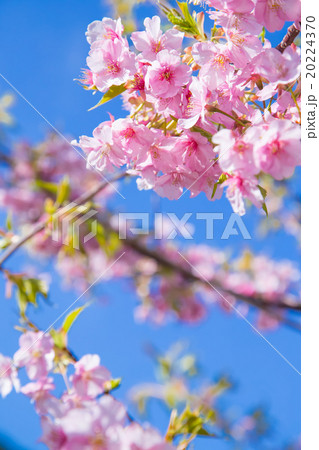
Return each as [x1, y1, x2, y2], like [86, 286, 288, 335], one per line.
[0, 172, 128, 268]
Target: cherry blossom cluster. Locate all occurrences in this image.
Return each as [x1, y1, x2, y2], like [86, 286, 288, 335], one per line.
[74, 0, 301, 215]
[0, 331, 173, 449]
[0, 134, 299, 329]
[0, 134, 113, 225]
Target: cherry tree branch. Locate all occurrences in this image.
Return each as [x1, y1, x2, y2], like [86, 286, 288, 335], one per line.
[0, 150, 12, 165]
[0, 173, 128, 268]
[101, 224, 301, 330]
[0, 177, 301, 328]
[276, 22, 301, 54]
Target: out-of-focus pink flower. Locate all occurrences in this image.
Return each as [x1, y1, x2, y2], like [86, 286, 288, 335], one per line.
[122, 423, 175, 449]
[87, 38, 136, 92]
[0, 354, 20, 398]
[42, 396, 126, 449]
[145, 50, 191, 99]
[131, 16, 184, 62]
[40, 416, 67, 450]
[71, 354, 111, 398]
[21, 378, 61, 416]
[14, 332, 55, 380]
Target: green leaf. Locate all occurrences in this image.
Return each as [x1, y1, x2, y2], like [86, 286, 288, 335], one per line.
[105, 378, 122, 393]
[50, 329, 65, 349]
[262, 202, 268, 217]
[258, 185, 267, 200]
[211, 173, 228, 199]
[62, 304, 88, 334]
[89, 84, 127, 111]
[259, 26, 266, 44]
[161, 1, 200, 37]
[7, 274, 49, 318]
[56, 176, 70, 206]
[35, 179, 58, 195]
[6, 212, 12, 231]
[257, 185, 268, 216]
[190, 125, 213, 140]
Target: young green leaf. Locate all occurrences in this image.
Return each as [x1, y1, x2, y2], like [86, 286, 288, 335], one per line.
[89, 84, 127, 111]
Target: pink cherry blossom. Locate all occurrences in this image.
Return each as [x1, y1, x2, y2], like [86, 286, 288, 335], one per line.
[254, 0, 299, 32]
[252, 119, 301, 180]
[71, 354, 111, 398]
[21, 378, 61, 416]
[0, 354, 20, 398]
[253, 47, 300, 85]
[87, 38, 136, 92]
[178, 77, 211, 129]
[14, 332, 55, 380]
[112, 118, 154, 157]
[40, 416, 67, 450]
[174, 131, 213, 171]
[224, 174, 264, 216]
[193, 42, 234, 90]
[206, 0, 255, 14]
[72, 121, 126, 172]
[189, 164, 223, 201]
[145, 50, 191, 99]
[209, 9, 262, 34]
[86, 17, 124, 45]
[131, 16, 184, 62]
[213, 129, 258, 175]
[122, 423, 175, 449]
[225, 30, 262, 68]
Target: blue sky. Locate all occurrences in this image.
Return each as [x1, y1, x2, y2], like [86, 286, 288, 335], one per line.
[0, 1, 300, 449]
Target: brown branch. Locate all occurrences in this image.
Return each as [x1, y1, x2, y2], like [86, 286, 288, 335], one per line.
[0, 150, 12, 166]
[104, 228, 300, 330]
[276, 22, 301, 54]
[0, 172, 128, 268]
[0, 175, 301, 328]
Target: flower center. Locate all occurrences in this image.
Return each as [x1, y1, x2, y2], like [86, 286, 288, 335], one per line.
[150, 145, 160, 159]
[234, 140, 249, 153]
[172, 172, 182, 185]
[159, 67, 174, 82]
[186, 140, 198, 156]
[151, 40, 163, 54]
[103, 29, 119, 41]
[268, 139, 283, 155]
[213, 54, 229, 67]
[106, 60, 120, 75]
[229, 32, 245, 47]
[121, 128, 135, 139]
[268, 0, 283, 10]
[101, 144, 111, 157]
